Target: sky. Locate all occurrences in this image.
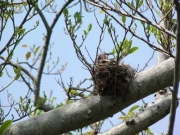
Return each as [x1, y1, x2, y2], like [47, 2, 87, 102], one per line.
[0, 1, 180, 135]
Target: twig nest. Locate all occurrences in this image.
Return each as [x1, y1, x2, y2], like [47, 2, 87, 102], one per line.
[93, 57, 135, 96]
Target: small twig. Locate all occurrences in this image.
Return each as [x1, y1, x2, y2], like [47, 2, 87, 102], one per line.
[69, 87, 93, 93]
[142, 51, 155, 70]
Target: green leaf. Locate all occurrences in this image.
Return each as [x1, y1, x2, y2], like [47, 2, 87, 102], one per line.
[14, 27, 19, 37]
[34, 46, 40, 56]
[84, 30, 88, 35]
[63, 8, 68, 16]
[87, 23, 92, 32]
[20, 96, 23, 103]
[138, 0, 144, 7]
[71, 25, 75, 33]
[127, 1, 134, 8]
[8, 50, 14, 61]
[0, 72, 3, 77]
[0, 120, 12, 135]
[112, 48, 116, 54]
[141, 21, 145, 25]
[108, 28, 111, 34]
[145, 128, 155, 135]
[122, 14, 126, 23]
[14, 74, 20, 80]
[129, 47, 138, 54]
[146, 23, 150, 31]
[128, 105, 140, 116]
[128, 111, 134, 117]
[84, 131, 94, 135]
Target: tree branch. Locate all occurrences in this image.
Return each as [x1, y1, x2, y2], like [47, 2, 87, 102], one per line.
[167, 1, 180, 134]
[5, 58, 175, 135]
[98, 89, 172, 135]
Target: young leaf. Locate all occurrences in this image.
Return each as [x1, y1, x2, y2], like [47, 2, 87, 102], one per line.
[0, 72, 3, 77]
[83, 30, 88, 36]
[129, 47, 138, 54]
[128, 105, 140, 116]
[87, 23, 92, 32]
[0, 120, 12, 135]
[63, 8, 68, 16]
[122, 14, 126, 23]
[34, 46, 40, 56]
[138, 0, 144, 7]
[119, 116, 129, 121]
[26, 52, 31, 60]
[20, 96, 23, 103]
[14, 74, 20, 80]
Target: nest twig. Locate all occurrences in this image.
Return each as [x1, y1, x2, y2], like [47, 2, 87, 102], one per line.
[93, 57, 135, 96]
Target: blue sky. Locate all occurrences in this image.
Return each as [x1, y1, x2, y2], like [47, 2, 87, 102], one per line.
[0, 1, 180, 134]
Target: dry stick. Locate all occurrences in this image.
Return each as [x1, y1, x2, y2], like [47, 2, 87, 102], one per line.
[167, 1, 180, 134]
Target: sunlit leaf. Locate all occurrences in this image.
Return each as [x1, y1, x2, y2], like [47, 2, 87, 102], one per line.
[146, 23, 150, 31]
[119, 115, 129, 121]
[129, 105, 140, 112]
[84, 131, 94, 135]
[26, 52, 31, 60]
[0, 72, 3, 77]
[128, 111, 134, 117]
[0, 120, 12, 135]
[129, 47, 138, 54]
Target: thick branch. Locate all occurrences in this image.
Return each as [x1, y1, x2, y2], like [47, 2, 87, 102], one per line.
[5, 58, 174, 135]
[98, 89, 172, 135]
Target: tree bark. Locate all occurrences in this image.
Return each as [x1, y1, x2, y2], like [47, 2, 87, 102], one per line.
[98, 88, 172, 135]
[5, 58, 174, 135]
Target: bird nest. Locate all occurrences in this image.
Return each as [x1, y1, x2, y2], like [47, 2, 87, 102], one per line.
[93, 57, 135, 96]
